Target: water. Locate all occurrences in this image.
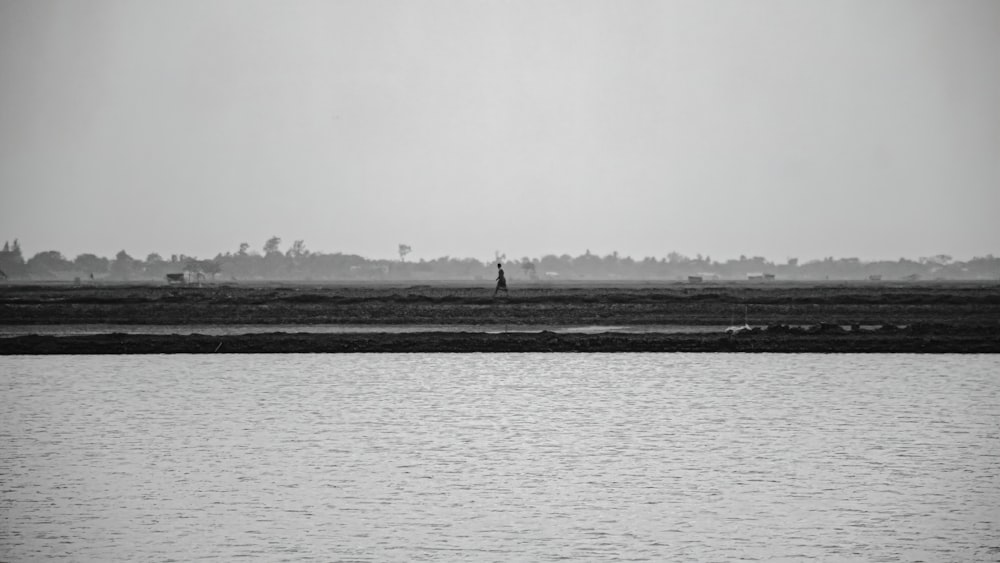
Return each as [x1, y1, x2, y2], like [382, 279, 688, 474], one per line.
[0, 324, 729, 336]
[2, 354, 998, 561]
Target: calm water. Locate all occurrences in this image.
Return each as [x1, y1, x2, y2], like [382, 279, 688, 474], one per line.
[2, 354, 998, 561]
[0, 324, 728, 336]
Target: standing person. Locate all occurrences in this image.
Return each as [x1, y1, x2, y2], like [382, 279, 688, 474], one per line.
[494, 263, 508, 296]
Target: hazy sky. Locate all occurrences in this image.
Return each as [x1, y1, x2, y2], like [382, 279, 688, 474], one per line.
[1, 1, 998, 262]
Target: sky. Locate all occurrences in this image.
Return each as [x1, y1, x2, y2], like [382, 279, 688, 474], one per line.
[1, 1, 998, 263]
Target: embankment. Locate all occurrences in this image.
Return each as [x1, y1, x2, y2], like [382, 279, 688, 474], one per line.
[3, 325, 998, 354]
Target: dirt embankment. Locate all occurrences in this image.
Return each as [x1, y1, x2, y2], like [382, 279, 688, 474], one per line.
[2, 324, 998, 354]
[2, 282, 998, 354]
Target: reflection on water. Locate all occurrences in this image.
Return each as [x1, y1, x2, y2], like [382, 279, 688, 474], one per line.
[2, 354, 999, 561]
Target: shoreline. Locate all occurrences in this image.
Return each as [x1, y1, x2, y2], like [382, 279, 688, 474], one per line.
[3, 283, 998, 354]
[3, 326, 998, 354]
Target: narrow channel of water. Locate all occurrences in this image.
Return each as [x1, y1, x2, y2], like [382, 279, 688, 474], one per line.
[0, 324, 732, 336]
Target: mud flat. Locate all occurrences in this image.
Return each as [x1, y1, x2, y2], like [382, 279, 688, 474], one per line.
[2, 282, 998, 353]
[3, 281, 999, 326]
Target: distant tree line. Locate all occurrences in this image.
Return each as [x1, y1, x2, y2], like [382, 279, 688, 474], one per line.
[1, 237, 998, 282]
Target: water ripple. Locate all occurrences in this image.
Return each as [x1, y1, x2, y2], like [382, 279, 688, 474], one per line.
[2, 353, 999, 561]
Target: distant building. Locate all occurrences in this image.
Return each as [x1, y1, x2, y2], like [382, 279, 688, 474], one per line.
[868, 275, 882, 281]
[687, 276, 703, 283]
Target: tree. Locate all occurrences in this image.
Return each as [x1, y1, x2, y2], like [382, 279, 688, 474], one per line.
[182, 258, 222, 282]
[262, 237, 286, 277]
[26, 251, 73, 277]
[143, 253, 168, 279]
[0, 239, 26, 278]
[74, 253, 108, 275]
[399, 244, 411, 262]
[932, 254, 953, 266]
[287, 240, 308, 258]
[263, 236, 282, 256]
[520, 258, 537, 280]
[204, 260, 222, 280]
[110, 250, 136, 280]
[238, 242, 250, 256]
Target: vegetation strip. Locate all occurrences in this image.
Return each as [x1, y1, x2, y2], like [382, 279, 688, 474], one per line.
[2, 237, 997, 282]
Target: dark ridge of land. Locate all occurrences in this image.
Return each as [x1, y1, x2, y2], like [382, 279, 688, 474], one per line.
[2, 282, 997, 353]
[2, 324, 999, 354]
[2, 281, 1000, 327]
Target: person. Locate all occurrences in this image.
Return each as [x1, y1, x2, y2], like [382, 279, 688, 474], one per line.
[494, 263, 508, 296]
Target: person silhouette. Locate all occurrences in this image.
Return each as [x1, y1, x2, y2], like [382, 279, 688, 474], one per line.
[494, 263, 508, 296]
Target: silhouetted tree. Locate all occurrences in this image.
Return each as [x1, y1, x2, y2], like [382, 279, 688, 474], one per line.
[27, 251, 73, 278]
[73, 253, 108, 276]
[2, 234, 996, 281]
[263, 236, 282, 256]
[288, 240, 308, 258]
[0, 239, 26, 278]
[143, 253, 169, 279]
[110, 250, 136, 280]
[198, 259, 222, 280]
[520, 258, 537, 280]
